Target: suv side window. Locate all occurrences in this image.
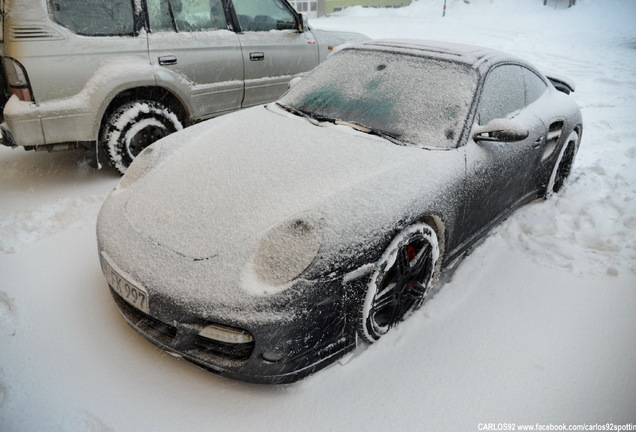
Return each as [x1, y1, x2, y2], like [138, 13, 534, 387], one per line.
[147, 0, 228, 32]
[478, 65, 525, 125]
[147, 0, 173, 32]
[232, 0, 297, 32]
[48, 0, 135, 36]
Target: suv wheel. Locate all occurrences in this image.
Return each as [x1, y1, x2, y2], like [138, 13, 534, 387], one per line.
[101, 100, 183, 174]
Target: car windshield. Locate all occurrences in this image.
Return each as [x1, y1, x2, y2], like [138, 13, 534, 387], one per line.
[279, 48, 478, 148]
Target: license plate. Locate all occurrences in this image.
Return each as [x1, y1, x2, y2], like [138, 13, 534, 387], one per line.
[101, 254, 150, 314]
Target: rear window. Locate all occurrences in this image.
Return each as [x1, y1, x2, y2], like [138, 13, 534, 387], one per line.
[48, 0, 135, 36]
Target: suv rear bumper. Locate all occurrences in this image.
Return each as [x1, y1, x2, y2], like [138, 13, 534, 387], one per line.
[2, 99, 95, 148]
[1, 123, 17, 147]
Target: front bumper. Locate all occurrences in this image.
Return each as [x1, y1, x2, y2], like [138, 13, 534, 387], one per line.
[101, 252, 357, 384]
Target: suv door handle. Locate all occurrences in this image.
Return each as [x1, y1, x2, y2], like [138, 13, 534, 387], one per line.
[249, 52, 265, 61]
[159, 55, 178, 66]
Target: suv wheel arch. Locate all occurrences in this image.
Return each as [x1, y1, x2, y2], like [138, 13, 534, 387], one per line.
[96, 87, 189, 170]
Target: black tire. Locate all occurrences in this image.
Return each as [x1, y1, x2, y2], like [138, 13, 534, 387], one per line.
[101, 100, 183, 175]
[545, 130, 579, 198]
[360, 223, 440, 343]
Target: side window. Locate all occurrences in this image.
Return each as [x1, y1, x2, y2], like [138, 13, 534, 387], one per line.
[478, 65, 525, 125]
[232, 0, 297, 32]
[147, 0, 174, 32]
[147, 0, 228, 32]
[522, 67, 548, 106]
[48, 0, 135, 36]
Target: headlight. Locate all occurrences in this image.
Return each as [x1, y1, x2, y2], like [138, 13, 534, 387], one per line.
[253, 218, 321, 286]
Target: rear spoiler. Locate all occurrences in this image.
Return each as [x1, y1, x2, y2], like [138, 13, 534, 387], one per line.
[546, 72, 576, 94]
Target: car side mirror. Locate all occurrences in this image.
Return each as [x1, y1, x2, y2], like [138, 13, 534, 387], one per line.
[473, 118, 529, 143]
[297, 13, 310, 32]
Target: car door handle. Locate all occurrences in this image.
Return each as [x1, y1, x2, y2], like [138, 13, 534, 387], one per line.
[158, 55, 178, 66]
[250, 52, 265, 61]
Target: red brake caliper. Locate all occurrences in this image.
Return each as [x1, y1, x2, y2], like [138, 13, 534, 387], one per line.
[406, 244, 417, 262]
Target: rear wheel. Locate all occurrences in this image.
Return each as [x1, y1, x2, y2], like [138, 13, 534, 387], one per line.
[360, 223, 440, 342]
[545, 130, 579, 198]
[101, 100, 183, 175]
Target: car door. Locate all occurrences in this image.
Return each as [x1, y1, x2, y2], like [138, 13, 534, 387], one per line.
[231, 0, 319, 107]
[146, 0, 244, 120]
[458, 64, 548, 246]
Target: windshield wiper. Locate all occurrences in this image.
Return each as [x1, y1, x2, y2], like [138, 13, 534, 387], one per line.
[276, 104, 404, 145]
[335, 120, 404, 146]
[276, 103, 325, 126]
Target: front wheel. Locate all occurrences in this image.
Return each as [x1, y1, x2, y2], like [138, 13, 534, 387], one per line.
[101, 100, 183, 175]
[545, 130, 579, 198]
[359, 223, 440, 343]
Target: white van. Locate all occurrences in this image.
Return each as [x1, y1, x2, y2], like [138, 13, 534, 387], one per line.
[0, 0, 365, 173]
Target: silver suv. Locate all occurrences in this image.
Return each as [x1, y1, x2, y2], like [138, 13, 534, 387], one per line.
[0, 0, 365, 173]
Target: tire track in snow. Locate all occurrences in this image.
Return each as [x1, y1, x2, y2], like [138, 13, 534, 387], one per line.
[498, 127, 636, 277]
[0, 369, 7, 409]
[0, 194, 107, 254]
[0, 291, 16, 337]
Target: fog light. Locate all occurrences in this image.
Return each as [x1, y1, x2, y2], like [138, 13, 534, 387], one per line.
[262, 352, 285, 363]
[199, 324, 253, 344]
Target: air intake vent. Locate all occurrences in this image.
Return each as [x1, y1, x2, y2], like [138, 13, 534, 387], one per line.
[9, 25, 63, 41]
[542, 121, 564, 161]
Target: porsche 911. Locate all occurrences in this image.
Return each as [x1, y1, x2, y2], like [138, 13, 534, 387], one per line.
[97, 39, 582, 384]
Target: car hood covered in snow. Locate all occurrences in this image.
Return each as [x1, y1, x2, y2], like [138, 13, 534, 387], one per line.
[98, 104, 465, 316]
[126, 106, 413, 259]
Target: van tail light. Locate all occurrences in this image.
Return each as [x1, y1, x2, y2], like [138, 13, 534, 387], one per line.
[2, 57, 35, 102]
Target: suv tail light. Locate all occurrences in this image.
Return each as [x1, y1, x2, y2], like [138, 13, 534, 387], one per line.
[2, 57, 35, 102]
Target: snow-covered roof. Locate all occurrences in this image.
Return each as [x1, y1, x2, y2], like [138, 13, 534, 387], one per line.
[351, 38, 516, 68]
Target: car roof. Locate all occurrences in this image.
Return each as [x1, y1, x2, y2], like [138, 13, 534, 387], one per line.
[348, 39, 519, 69]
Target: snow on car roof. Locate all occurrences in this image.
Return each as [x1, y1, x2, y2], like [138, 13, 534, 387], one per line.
[352, 38, 515, 68]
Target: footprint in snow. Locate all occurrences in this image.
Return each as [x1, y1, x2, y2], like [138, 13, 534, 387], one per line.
[0, 291, 16, 337]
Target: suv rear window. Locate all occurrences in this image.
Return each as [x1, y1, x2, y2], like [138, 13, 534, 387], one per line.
[48, 0, 135, 36]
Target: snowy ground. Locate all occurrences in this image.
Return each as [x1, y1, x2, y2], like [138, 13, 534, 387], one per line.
[1, 0, 635, 430]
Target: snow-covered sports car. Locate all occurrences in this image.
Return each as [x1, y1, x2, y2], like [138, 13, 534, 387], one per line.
[97, 39, 582, 384]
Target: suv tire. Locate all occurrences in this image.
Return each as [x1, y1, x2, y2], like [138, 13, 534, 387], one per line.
[101, 100, 183, 175]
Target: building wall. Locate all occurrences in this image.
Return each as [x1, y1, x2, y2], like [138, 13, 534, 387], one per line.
[325, 0, 412, 14]
[289, 0, 411, 18]
[289, 1, 320, 19]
